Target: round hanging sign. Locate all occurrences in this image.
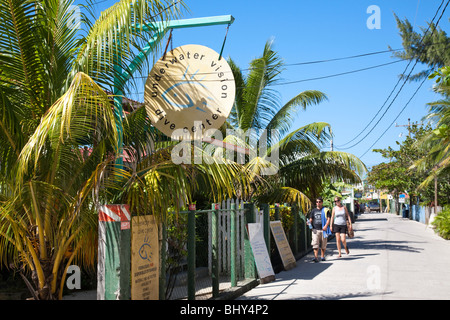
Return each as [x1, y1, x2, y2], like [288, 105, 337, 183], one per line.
[144, 44, 235, 139]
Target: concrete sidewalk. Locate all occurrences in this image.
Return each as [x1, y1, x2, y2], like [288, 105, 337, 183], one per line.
[238, 212, 450, 300]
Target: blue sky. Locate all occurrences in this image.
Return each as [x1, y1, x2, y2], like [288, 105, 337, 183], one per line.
[77, 0, 449, 169]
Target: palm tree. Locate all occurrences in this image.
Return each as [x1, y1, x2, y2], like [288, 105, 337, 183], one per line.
[0, 0, 255, 300]
[225, 40, 366, 212]
[0, 0, 191, 299]
[412, 66, 450, 188]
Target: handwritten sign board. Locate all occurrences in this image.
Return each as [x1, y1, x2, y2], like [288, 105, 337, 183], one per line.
[270, 221, 296, 271]
[247, 223, 275, 284]
[131, 215, 159, 300]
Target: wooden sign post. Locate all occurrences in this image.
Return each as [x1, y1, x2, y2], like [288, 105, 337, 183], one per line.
[270, 221, 296, 271]
[131, 215, 159, 300]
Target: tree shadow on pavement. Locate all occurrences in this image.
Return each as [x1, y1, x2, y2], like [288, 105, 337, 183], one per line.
[288, 290, 393, 300]
[348, 239, 424, 253]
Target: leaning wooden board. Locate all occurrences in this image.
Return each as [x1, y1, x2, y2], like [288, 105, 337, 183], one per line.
[270, 221, 296, 270]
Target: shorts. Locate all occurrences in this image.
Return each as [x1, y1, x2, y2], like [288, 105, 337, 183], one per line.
[311, 229, 327, 249]
[333, 224, 347, 234]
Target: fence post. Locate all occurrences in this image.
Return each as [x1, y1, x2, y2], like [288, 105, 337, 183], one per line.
[159, 220, 167, 300]
[243, 202, 256, 279]
[211, 203, 220, 298]
[230, 202, 237, 287]
[187, 205, 196, 300]
[293, 205, 299, 256]
[274, 203, 280, 220]
[260, 203, 270, 254]
[302, 213, 308, 253]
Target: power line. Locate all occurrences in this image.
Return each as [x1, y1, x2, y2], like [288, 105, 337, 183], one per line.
[336, 41, 449, 148]
[284, 48, 403, 66]
[358, 0, 449, 159]
[336, 0, 448, 150]
[132, 58, 404, 83]
[358, 75, 428, 159]
[132, 46, 407, 80]
[127, 40, 448, 88]
[271, 60, 403, 86]
[335, 58, 422, 150]
[125, 58, 404, 98]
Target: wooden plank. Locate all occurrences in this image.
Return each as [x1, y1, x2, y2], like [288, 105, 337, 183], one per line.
[270, 221, 297, 271]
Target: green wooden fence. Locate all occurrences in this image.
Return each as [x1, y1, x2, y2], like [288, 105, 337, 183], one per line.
[160, 202, 312, 300]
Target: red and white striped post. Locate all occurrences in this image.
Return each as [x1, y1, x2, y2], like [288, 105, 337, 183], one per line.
[97, 204, 131, 300]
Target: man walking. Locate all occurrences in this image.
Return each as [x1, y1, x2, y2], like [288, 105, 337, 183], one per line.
[308, 197, 332, 262]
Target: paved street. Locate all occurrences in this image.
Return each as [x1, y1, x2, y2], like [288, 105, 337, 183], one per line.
[238, 212, 450, 300]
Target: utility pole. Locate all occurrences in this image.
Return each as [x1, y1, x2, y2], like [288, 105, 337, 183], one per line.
[395, 118, 423, 137]
[435, 175, 438, 215]
[395, 118, 423, 219]
[330, 128, 333, 151]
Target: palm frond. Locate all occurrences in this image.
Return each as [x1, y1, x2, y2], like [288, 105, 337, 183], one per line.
[16, 72, 118, 188]
[261, 186, 312, 214]
[227, 58, 246, 129]
[280, 151, 366, 198]
[72, 0, 184, 91]
[238, 40, 284, 131]
[271, 122, 332, 164]
[266, 90, 328, 137]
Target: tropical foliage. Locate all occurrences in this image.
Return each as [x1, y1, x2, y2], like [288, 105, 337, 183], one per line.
[391, 14, 450, 82]
[0, 0, 369, 300]
[368, 125, 450, 214]
[269, 205, 293, 232]
[0, 0, 239, 300]
[224, 40, 366, 212]
[432, 206, 450, 239]
[410, 67, 450, 189]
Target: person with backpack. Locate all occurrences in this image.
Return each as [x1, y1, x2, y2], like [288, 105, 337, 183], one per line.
[308, 197, 332, 262]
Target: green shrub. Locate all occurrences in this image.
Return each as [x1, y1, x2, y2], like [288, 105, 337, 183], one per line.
[432, 207, 450, 240]
[269, 205, 293, 232]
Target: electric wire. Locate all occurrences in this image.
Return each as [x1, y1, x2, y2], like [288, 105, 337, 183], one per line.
[358, 75, 428, 159]
[357, 0, 449, 158]
[87, 0, 449, 150]
[132, 47, 408, 80]
[335, 0, 448, 150]
[270, 60, 403, 86]
[126, 58, 404, 99]
[336, 41, 450, 148]
[334, 57, 421, 150]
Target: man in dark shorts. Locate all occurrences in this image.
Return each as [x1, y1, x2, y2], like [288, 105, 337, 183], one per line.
[308, 197, 332, 262]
